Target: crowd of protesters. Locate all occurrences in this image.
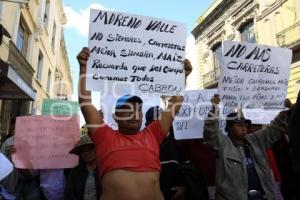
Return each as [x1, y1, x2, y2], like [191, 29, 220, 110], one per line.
[0, 47, 299, 200]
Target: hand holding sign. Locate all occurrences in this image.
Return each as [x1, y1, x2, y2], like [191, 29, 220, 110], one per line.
[183, 59, 193, 78]
[284, 98, 293, 109]
[77, 47, 90, 68]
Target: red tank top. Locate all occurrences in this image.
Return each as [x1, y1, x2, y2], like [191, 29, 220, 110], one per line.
[92, 121, 165, 177]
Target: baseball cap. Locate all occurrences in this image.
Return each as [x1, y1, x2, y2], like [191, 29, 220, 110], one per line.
[115, 94, 143, 110]
[70, 135, 94, 155]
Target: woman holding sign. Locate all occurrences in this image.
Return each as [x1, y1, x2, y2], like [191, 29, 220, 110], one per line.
[77, 47, 192, 200]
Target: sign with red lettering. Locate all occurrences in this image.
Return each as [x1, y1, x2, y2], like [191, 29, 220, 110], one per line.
[87, 9, 186, 96]
[13, 116, 80, 169]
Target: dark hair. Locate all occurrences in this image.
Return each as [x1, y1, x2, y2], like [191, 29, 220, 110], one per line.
[10, 117, 16, 125]
[145, 106, 161, 126]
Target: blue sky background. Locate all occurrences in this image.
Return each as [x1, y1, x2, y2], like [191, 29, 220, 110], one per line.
[62, 0, 213, 123]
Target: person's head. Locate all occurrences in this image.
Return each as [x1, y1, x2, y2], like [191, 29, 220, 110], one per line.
[113, 95, 143, 135]
[247, 123, 263, 134]
[145, 106, 162, 126]
[70, 135, 96, 163]
[98, 108, 104, 119]
[225, 111, 251, 142]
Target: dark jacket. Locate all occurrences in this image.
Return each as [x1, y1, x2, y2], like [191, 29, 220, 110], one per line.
[288, 91, 300, 200]
[160, 131, 186, 200]
[160, 129, 209, 200]
[64, 163, 101, 200]
[179, 163, 209, 200]
[289, 92, 300, 172]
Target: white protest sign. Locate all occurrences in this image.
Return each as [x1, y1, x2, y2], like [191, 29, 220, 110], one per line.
[173, 89, 217, 140]
[243, 109, 281, 125]
[87, 9, 186, 96]
[0, 153, 13, 181]
[218, 41, 292, 116]
[101, 94, 161, 130]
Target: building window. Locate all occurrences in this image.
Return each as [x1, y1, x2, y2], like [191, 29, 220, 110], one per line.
[44, 0, 50, 25]
[47, 70, 51, 93]
[36, 51, 44, 81]
[240, 20, 256, 43]
[212, 43, 222, 69]
[51, 22, 56, 49]
[16, 17, 29, 55]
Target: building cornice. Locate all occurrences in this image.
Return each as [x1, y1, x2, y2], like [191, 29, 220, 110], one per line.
[20, 1, 37, 32]
[230, 1, 258, 26]
[257, 0, 288, 21]
[192, 0, 236, 38]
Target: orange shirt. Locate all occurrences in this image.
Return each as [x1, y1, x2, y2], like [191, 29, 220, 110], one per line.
[92, 121, 165, 177]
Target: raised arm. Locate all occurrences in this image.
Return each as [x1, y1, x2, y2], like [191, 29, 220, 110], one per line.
[247, 109, 289, 149]
[77, 47, 103, 136]
[203, 94, 224, 151]
[245, 97, 292, 148]
[159, 59, 192, 136]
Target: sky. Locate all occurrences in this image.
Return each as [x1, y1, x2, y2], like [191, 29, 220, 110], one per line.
[62, 0, 214, 124]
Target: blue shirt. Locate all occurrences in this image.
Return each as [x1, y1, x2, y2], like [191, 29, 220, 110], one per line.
[39, 169, 65, 200]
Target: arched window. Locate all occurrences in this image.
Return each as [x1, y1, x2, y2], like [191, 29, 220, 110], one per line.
[212, 43, 222, 69]
[239, 20, 256, 43]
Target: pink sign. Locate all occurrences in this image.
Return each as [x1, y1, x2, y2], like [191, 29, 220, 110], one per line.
[13, 115, 80, 169]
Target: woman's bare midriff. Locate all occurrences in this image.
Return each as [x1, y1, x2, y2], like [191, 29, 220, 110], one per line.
[100, 169, 164, 200]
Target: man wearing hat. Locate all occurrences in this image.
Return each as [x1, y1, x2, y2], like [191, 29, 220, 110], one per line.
[77, 47, 192, 200]
[65, 135, 101, 200]
[204, 95, 289, 200]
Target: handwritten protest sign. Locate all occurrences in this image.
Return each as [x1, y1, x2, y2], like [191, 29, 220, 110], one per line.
[100, 94, 161, 130]
[0, 153, 13, 181]
[87, 9, 186, 96]
[42, 99, 79, 115]
[218, 41, 292, 116]
[173, 89, 217, 140]
[13, 116, 80, 169]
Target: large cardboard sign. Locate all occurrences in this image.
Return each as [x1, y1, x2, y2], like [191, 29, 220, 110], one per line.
[173, 89, 217, 139]
[13, 116, 80, 169]
[218, 41, 292, 116]
[87, 9, 186, 96]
